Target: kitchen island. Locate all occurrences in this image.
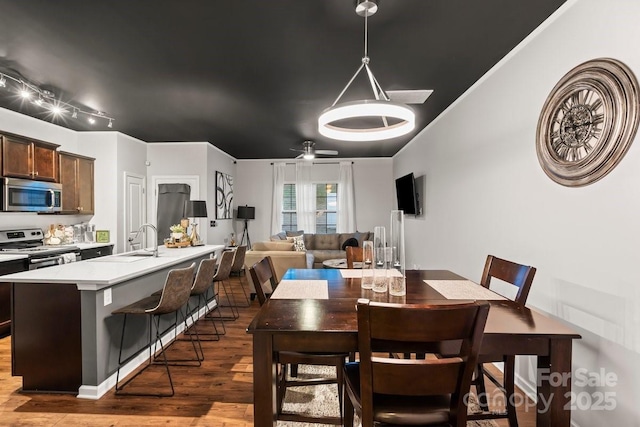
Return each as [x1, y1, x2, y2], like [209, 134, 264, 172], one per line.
[0, 244, 223, 398]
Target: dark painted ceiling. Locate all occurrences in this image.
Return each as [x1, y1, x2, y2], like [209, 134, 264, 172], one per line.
[0, 0, 566, 159]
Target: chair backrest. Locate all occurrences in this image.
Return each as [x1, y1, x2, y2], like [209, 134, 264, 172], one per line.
[356, 299, 489, 427]
[230, 245, 247, 273]
[213, 250, 235, 282]
[480, 255, 536, 305]
[148, 262, 197, 315]
[346, 246, 364, 269]
[248, 256, 279, 306]
[191, 257, 218, 295]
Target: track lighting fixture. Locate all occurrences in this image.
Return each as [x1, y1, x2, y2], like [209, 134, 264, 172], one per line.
[0, 71, 114, 128]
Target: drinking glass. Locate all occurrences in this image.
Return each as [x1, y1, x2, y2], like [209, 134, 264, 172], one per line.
[372, 226, 388, 293]
[361, 240, 374, 289]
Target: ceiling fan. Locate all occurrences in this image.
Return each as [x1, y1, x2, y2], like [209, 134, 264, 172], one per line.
[290, 141, 338, 160]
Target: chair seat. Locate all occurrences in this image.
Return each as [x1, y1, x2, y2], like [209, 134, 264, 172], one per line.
[345, 363, 452, 426]
[112, 295, 162, 315]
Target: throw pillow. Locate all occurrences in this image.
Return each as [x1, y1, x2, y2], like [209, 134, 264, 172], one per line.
[292, 235, 306, 252]
[353, 231, 364, 246]
[286, 230, 304, 237]
[341, 237, 359, 250]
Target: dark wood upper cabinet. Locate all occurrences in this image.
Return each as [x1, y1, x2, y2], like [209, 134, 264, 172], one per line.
[59, 151, 95, 214]
[1, 134, 59, 182]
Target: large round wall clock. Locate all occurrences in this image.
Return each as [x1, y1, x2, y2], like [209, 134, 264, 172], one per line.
[536, 58, 640, 186]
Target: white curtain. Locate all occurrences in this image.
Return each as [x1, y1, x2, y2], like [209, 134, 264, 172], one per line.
[271, 162, 286, 235]
[337, 161, 356, 232]
[296, 162, 316, 233]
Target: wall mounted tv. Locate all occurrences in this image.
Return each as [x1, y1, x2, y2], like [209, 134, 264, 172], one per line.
[395, 173, 420, 215]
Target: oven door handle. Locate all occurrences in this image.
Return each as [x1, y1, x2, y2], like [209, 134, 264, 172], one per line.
[30, 255, 64, 264]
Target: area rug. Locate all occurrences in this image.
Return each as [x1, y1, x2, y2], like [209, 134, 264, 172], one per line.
[278, 365, 498, 427]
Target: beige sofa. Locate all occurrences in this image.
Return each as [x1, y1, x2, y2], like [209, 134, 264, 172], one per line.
[243, 240, 312, 295]
[271, 231, 372, 268]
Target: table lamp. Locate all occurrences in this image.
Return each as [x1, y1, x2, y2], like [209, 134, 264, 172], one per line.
[183, 200, 208, 246]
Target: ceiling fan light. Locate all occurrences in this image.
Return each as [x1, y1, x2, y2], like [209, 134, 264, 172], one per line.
[318, 100, 415, 141]
[303, 153, 315, 160]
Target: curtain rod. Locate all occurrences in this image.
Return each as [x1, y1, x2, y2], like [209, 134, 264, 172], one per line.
[270, 161, 354, 165]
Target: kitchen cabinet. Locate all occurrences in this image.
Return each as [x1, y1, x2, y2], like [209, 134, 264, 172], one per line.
[59, 151, 95, 214]
[80, 245, 113, 260]
[0, 258, 29, 337]
[1, 134, 59, 182]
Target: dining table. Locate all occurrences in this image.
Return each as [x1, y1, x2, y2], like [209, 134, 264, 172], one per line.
[246, 268, 581, 427]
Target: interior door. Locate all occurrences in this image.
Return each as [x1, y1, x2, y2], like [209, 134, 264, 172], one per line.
[124, 172, 146, 252]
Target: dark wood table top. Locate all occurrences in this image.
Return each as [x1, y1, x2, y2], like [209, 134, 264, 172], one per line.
[247, 269, 581, 342]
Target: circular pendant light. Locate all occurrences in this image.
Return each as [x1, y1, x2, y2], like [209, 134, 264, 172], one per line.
[318, 100, 415, 141]
[318, 0, 416, 141]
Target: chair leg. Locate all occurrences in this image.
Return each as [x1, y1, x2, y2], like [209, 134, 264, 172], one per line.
[151, 309, 202, 366]
[475, 363, 490, 411]
[504, 356, 519, 427]
[236, 270, 251, 307]
[215, 279, 240, 320]
[336, 360, 345, 422]
[115, 313, 175, 397]
[188, 293, 223, 341]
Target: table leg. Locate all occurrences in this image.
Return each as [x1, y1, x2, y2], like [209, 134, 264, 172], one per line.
[537, 338, 572, 427]
[253, 333, 277, 427]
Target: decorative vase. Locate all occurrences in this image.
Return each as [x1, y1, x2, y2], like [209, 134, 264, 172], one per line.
[372, 226, 388, 293]
[389, 210, 406, 296]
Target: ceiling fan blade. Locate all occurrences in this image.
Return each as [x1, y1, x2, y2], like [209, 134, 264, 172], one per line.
[295, 153, 304, 159]
[315, 150, 338, 155]
[387, 89, 434, 104]
[290, 147, 304, 153]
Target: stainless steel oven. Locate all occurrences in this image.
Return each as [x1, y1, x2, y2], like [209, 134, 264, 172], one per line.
[0, 228, 79, 269]
[2, 177, 62, 212]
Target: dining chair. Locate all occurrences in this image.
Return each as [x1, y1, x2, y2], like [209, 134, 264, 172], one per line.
[345, 246, 364, 269]
[112, 262, 198, 397]
[249, 256, 348, 425]
[343, 299, 490, 427]
[472, 254, 537, 427]
[229, 245, 251, 307]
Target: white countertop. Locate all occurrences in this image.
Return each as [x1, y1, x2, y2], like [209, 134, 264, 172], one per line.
[0, 244, 223, 290]
[73, 242, 114, 250]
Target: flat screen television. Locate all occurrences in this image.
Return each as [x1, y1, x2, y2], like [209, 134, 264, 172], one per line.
[395, 173, 419, 215]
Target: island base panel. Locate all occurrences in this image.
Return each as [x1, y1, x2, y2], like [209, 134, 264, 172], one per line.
[12, 282, 82, 393]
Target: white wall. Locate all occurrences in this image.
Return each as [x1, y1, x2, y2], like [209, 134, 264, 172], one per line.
[235, 158, 394, 243]
[393, 0, 640, 424]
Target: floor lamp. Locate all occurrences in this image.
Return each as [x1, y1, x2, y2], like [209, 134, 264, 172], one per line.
[184, 200, 208, 246]
[237, 205, 255, 248]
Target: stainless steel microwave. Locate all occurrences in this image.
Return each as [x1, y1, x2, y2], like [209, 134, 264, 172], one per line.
[2, 177, 62, 212]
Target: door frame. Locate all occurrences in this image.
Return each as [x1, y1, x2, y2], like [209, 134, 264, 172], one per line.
[123, 172, 147, 253]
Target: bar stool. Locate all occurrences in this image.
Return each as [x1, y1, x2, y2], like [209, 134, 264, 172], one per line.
[112, 262, 197, 397]
[213, 250, 239, 320]
[184, 257, 224, 345]
[229, 245, 251, 307]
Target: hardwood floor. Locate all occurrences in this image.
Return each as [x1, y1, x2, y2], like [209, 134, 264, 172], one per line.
[0, 276, 537, 426]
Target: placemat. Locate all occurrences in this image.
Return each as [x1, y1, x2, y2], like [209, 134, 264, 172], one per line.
[340, 269, 404, 279]
[424, 280, 507, 300]
[271, 280, 329, 299]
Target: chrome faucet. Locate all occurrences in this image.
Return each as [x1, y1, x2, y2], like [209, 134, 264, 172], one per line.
[127, 223, 159, 257]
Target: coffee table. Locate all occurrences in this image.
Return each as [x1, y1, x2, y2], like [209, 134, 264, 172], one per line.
[322, 258, 362, 269]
